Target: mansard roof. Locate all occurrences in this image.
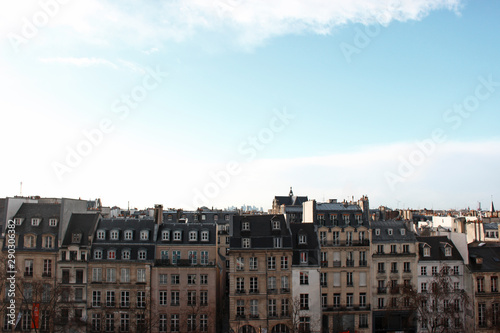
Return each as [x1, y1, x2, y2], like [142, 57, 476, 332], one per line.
[93, 218, 156, 243]
[416, 236, 463, 262]
[371, 220, 417, 243]
[290, 222, 320, 266]
[62, 213, 100, 246]
[157, 222, 217, 245]
[230, 214, 292, 249]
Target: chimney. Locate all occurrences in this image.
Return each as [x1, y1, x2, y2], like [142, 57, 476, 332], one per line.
[154, 204, 163, 225]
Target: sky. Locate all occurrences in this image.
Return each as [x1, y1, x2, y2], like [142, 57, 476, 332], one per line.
[1, 0, 499, 211]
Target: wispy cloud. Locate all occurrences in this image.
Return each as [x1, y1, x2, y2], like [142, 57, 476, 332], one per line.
[2, 0, 463, 49]
[39, 57, 119, 69]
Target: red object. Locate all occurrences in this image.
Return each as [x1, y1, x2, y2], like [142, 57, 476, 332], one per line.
[32, 303, 39, 329]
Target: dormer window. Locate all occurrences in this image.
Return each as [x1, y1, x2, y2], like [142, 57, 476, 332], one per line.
[14, 218, 23, 225]
[173, 231, 182, 241]
[110, 230, 119, 240]
[162, 230, 170, 241]
[167, 215, 173, 221]
[140, 230, 149, 240]
[138, 249, 147, 260]
[356, 215, 362, 224]
[445, 247, 452, 257]
[242, 222, 250, 231]
[94, 249, 103, 259]
[388, 229, 393, 235]
[400, 229, 406, 235]
[189, 231, 198, 241]
[274, 237, 282, 248]
[299, 234, 307, 244]
[343, 215, 350, 225]
[108, 250, 116, 259]
[122, 249, 131, 260]
[375, 229, 380, 236]
[72, 233, 82, 243]
[214, 215, 219, 221]
[202, 214, 206, 221]
[194, 215, 199, 222]
[272, 221, 281, 230]
[24, 235, 36, 248]
[201, 231, 209, 242]
[124, 230, 133, 240]
[49, 218, 58, 226]
[423, 246, 431, 257]
[43, 235, 54, 248]
[96, 230, 105, 240]
[242, 238, 251, 248]
[225, 215, 230, 221]
[31, 218, 41, 226]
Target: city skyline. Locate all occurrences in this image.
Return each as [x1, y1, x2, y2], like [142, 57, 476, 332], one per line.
[1, 0, 499, 211]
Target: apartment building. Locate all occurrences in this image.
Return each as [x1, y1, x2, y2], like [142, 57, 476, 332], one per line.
[228, 215, 293, 333]
[371, 220, 418, 333]
[87, 218, 156, 333]
[303, 199, 371, 333]
[153, 221, 219, 333]
[415, 236, 470, 332]
[468, 245, 500, 332]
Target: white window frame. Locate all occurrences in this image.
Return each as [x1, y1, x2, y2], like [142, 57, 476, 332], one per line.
[189, 231, 198, 241]
[140, 230, 149, 240]
[124, 230, 133, 240]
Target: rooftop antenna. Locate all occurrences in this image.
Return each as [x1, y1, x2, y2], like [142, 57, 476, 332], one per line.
[20, 181, 22, 196]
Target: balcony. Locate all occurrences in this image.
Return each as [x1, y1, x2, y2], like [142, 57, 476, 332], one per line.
[236, 289, 246, 294]
[390, 286, 400, 294]
[390, 270, 399, 274]
[320, 240, 370, 247]
[249, 289, 259, 294]
[321, 261, 328, 267]
[359, 260, 367, 267]
[280, 288, 290, 294]
[42, 272, 52, 278]
[377, 287, 387, 294]
[333, 261, 341, 267]
[24, 272, 33, 277]
[267, 289, 277, 294]
[236, 314, 246, 320]
[249, 314, 259, 319]
[155, 259, 215, 267]
[346, 260, 355, 267]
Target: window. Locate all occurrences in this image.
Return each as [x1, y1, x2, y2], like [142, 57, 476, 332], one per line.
[333, 231, 340, 245]
[378, 297, 385, 309]
[359, 293, 366, 307]
[300, 252, 308, 264]
[403, 244, 410, 253]
[106, 291, 115, 307]
[281, 256, 288, 269]
[24, 235, 36, 248]
[404, 262, 411, 272]
[120, 291, 130, 307]
[421, 266, 427, 276]
[493, 303, 499, 326]
[105, 313, 114, 332]
[454, 282, 460, 290]
[478, 303, 486, 327]
[172, 250, 180, 264]
[159, 291, 168, 305]
[320, 272, 327, 287]
[92, 268, 102, 282]
[333, 294, 340, 307]
[24, 259, 33, 276]
[49, 218, 57, 226]
[274, 237, 282, 248]
[92, 290, 101, 307]
[236, 257, 244, 271]
[242, 238, 251, 248]
[281, 299, 289, 316]
[106, 268, 116, 282]
[200, 291, 208, 306]
[43, 235, 54, 248]
[346, 272, 353, 286]
[343, 214, 350, 225]
[346, 232, 353, 245]
[201, 231, 209, 241]
[346, 293, 353, 307]
[250, 277, 258, 293]
[377, 245, 384, 253]
[268, 276, 277, 290]
[187, 291, 196, 305]
[423, 247, 430, 257]
[268, 256, 276, 269]
[170, 314, 180, 332]
[453, 266, 459, 275]
[162, 230, 170, 241]
[237, 300, 245, 317]
[391, 262, 398, 273]
[242, 221, 250, 230]
[120, 313, 129, 332]
[390, 244, 397, 253]
[445, 247, 452, 256]
[107, 249, 116, 259]
[250, 299, 258, 317]
[250, 257, 258, 270]
[388, 228, 393, 235]
[159, 314, 167, 332]
[43, 259, 52, 277]
[378, 262, 385, 273]
[97, 230, 105, 240]
[137, 268, 146, 283]
[477, 277, 485, 292]
[299, 317, 310, 333]
[431, 266, 438, 275]
[124, 230, 133, 240]
[171, 274, 179, 284]
[189, 251, 197, 265]
[200, 314, 208, 332]
[121, 268, 130, 283]
[138, 249, 147, 260]
[299, 234, 307, 244]
[188, 274, 196, 285]
[421, 282, 427, 292]
[359, 314, 369, 328]
[300, 294, 309, 310]
[189, 231, 198, 241]
[201, 251, 208, 265]
[94, 249, 103, 259]
[273, 220, 281, 230]
[31, 218, 40, 226]
[300, 272, 309, 285]
[173, 231, 182, 241]
[121, 249, 130, 260]
[236, 277, 245, 293]
[188, 314, 196, 331]
[492, 276, 498, 292]
[110, 230, 119, 240]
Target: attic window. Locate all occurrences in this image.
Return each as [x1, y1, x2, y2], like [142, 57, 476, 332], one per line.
[49, 218, 58, 226]
[124, 230, 133, 240]
[400, 229, 406, 235]
[162, 230, 170, 241]
[242, 222, 250, 231]
[201, 231, 209, 241]
[72, 233, 82, 243]
[299, 234, 307, 244]
[388, 229, 393, 235]
[140, 230, 149, 240]
[272, 220, 281, 230]
[225, 215, 230, 221]
[423, 247, 431, 257]
[214, 215, 218, 221]
[375, 229, 380, 236]
[202, 214, 206, 221]
[96, 230, 105, 240]
[189, 231, 198, 241]
[31, 218, 41, 226]
[110, 230, 119, 240]
[167, 215, 173, 221]
[445, 247, 452, 257]
[173, 231, 182, 241]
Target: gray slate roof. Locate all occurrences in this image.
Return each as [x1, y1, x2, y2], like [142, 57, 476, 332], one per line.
[416, 236, 463, 261]
[468, 246, 500, 272]
[62, 213, 100, 246]
[371, 220, 417, 243]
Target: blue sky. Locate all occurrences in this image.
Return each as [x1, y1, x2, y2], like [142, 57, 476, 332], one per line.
[1, 0, 499, 211]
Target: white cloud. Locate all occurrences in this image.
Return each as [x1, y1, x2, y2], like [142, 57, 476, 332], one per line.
[39, 57, 119, 69]
[0, 0, 463, 48]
